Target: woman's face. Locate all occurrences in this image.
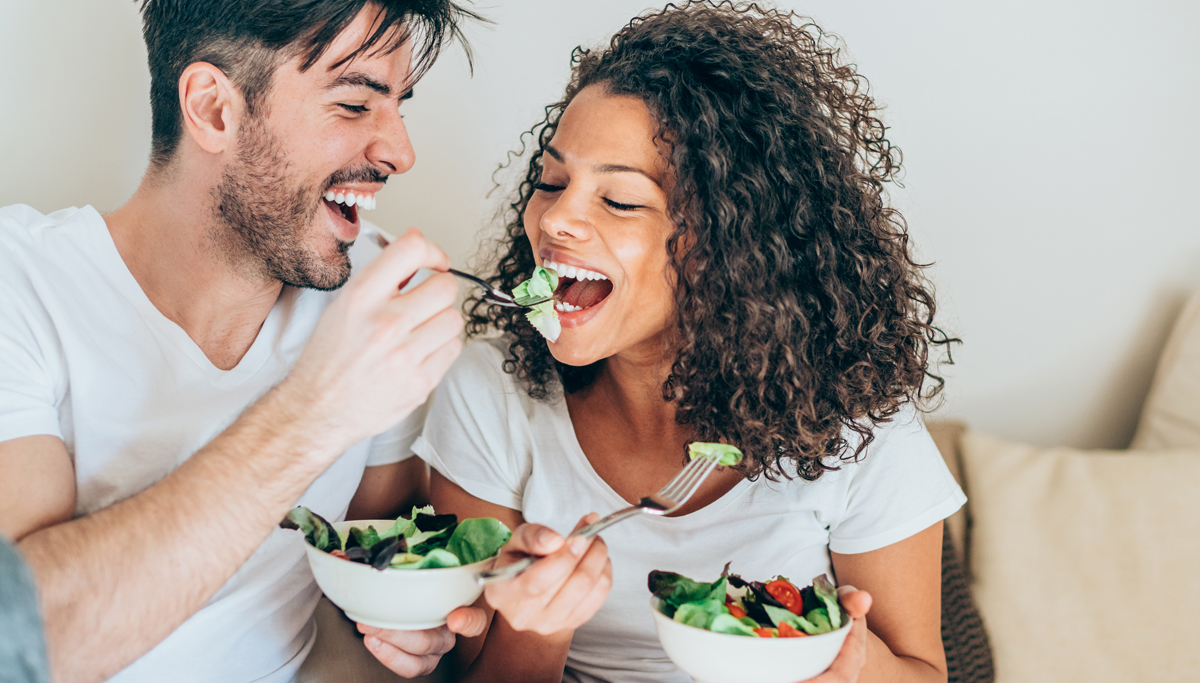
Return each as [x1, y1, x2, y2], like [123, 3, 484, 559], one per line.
[524, 85, 676, 367]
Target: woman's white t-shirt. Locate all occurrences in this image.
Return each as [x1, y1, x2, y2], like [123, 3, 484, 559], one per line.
[415, 339, 966, 683]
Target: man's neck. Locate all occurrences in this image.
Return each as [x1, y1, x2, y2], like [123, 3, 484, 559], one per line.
[104, 172, 284, 371]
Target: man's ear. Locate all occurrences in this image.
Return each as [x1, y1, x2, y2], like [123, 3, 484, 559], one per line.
[178, 62, 242, 155]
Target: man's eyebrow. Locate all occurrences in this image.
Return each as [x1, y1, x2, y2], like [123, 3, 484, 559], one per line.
[544, 144, 661, 187]
[325, 72, 394, 97]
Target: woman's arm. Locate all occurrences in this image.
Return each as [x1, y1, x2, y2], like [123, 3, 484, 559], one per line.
[825, 521, 947, 683]
[369, 469, 611, 683]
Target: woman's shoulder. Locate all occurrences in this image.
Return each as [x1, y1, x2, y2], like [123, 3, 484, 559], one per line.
[444, 337, 516, 388]
[439, 337, 554, 410]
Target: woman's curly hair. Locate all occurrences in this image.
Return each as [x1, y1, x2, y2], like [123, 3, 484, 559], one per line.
[466, 0, 957, 481]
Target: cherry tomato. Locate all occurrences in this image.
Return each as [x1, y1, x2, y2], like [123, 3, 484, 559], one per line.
[330, 549, 348, 559]
[766, 579, 804, 615]
[753, 627, 777, 638]
[778, 622, 808, 638]
[725, 600, 747, 619]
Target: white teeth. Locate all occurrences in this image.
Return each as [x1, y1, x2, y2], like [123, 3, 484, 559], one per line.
[325, 191, 377, 209]
[544, 260, 608, 282]
[554, 301, 582, 312]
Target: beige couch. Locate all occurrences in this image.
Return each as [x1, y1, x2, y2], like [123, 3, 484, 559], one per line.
[927, 291, 1200, 683]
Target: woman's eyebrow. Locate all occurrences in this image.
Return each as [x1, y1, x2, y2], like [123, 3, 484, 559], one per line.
[545, 144, 661, 187]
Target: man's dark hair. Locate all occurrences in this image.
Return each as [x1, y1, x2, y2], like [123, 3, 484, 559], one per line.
[139, 0, 479, 168]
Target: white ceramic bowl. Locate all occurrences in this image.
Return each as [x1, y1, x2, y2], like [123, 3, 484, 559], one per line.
[650, 596, 852, 683]
[303, 520, 491, 630]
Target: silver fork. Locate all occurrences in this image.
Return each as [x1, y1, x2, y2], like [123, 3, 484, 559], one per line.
[363, 225, 520, 308]
[476, 453, 724, 585]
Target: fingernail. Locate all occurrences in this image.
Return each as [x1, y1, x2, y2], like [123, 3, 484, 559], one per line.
[538, 529, 558, 548]
[360, 624, 378, 635]
[365, 636, 380, 649]
[569, 536, 588, 556]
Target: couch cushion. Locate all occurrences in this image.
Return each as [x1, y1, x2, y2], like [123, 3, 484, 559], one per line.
[1132, 289, 1200, 449]
[961, 431, 1200, 683]
[925, 420, 969, 562]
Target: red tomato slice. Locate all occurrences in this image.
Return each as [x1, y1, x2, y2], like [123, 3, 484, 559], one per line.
[766, 579, 804, 615]
[330, 550, 348, 559]
[725, 600, 747, 619]
[778, 622, 808, 638]
[753, 627, 778, 638]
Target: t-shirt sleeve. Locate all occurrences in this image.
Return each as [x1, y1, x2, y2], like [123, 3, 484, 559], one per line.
[0, 256, 63, 443]
[412, 341, 529, 511]
[826, 406, 966, 555]
[363, 398, 428, 467]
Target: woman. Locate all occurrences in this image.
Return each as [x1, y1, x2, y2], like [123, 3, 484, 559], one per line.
[416, 3, 962, 681]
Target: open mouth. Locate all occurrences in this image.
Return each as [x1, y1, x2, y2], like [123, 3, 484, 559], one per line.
[322, 188, 378, 227]
[543, 260, 614, 313]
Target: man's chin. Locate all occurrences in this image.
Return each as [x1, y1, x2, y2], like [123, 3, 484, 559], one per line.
[271, 249, 352, 291]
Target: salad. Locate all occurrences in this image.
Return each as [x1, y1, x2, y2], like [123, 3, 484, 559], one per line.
[513, 266, 561, 342]
[281, 505, 511, 571]
[649, 564, 845, 638]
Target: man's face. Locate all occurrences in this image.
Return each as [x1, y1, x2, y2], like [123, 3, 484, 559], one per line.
[214, 8, 416, 290]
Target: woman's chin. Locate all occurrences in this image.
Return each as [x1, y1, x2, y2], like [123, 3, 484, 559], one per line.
[546, 337, 606, 368]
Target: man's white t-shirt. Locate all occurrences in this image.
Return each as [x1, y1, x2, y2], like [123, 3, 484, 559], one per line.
[0, 205, 424, 682]
[415, 339, 967, 683]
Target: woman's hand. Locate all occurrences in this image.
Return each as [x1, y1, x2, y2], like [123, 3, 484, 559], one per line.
[358, 606, 488, 678]
[801, 586, 873, 683]
[484, 514, 613, 635]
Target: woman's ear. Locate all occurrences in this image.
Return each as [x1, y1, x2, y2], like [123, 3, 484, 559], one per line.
[178, 62, 241, 155]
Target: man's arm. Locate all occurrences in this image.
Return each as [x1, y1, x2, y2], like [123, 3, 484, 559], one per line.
[4, 230, 463, 683]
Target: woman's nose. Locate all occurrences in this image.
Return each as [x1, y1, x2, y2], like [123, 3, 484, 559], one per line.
[539, 191, 592, 240]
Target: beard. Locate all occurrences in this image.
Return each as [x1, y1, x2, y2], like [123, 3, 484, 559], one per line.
[211, 115, 352, 291]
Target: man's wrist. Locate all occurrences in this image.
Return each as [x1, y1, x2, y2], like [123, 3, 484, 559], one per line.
[242, 380, 356, 467]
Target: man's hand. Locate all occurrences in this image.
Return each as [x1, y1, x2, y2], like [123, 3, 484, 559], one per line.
[280, 228, 463, 456]
[358, 607, 487, 678]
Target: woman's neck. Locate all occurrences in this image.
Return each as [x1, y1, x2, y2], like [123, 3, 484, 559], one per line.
[575, 344, 686, 446]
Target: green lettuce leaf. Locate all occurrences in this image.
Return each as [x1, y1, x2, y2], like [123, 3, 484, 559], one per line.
[649, 572, 719, 613]
[347, 525, 381, 551]
[512, 266, 559, 306]
[446, 517, 512, 565]
[804, 607, 833, 634]
[524, 301, 560, 343]
[709, 613, 758, 637]
[280, 506, 341, 552]
[672, 600, 728, 629]
[390, 548, 463, 570]
[687, 442, 744, 467]
[812, 574, 843, 629]
[763, 604, 822, 634]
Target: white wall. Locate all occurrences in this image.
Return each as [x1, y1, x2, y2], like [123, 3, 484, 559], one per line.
[2, 1, 1198, 449]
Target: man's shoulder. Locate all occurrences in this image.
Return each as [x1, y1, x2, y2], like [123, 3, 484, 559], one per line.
[0, 204, 98, 266]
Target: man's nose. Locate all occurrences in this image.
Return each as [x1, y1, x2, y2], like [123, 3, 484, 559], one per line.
[367, 106, 415, 175]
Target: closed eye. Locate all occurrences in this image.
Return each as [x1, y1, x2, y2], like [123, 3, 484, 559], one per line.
[338, 103, 369, 114]
[605, 198, 642, 211]
[533, 182, 565, 193]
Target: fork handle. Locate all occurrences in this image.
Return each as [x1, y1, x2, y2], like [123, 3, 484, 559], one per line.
[476, 505, 642, 585]
[572, 505, 643, 540]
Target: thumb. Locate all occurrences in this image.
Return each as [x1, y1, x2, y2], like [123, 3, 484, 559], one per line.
[446, 606, 488, 638]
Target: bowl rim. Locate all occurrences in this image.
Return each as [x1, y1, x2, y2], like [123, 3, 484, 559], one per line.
[302, 518, 498, 573]
[649, 595, 853, 643]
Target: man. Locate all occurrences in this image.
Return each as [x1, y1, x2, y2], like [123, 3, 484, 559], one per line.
[0, 1, 489, 680]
